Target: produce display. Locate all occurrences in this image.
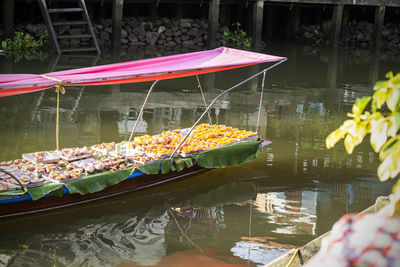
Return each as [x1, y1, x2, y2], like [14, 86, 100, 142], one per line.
[0, 124, 257, 192]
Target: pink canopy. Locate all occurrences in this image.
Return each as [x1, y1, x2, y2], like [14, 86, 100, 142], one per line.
[0, 47, 285, 97]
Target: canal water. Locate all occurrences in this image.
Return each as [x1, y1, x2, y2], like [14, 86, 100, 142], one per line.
[0, 44, 398, 266]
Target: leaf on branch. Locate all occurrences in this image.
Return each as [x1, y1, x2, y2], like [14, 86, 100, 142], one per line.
[352, 96, 371, 116]
[379, 137, 400, 161]
[386, 87, 400, 112]
[373, 80, 386, 91]
[326, 128, 346, 149]
[387, 112, 400, 137]
[370, 115, 388, 153]
[386, 71, 394, 79]
[378, 155, 392, 181]
[378, 149, 400, 181]
[372, 88, 387, 109]
[344, 134, 358, 154]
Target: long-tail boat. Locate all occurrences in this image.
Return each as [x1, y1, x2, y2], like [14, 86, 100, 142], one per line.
[0, 47, 286, 218]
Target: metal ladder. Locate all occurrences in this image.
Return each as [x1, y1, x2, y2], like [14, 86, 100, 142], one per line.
[38, 0, 101, 55]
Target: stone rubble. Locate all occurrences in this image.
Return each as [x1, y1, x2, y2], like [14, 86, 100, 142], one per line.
[296, 19, 400, 50]
[0, 17, 229, 51]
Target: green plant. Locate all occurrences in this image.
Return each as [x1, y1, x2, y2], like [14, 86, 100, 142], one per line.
[1, 31, 51, 62]
[223, 22, 252, 49]
[326, 72, 400, 214]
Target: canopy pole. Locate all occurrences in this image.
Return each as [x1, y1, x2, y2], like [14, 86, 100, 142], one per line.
[196, 75, 212, 125]
[170, 58, 287, 158]
[128, 80, 159, 142]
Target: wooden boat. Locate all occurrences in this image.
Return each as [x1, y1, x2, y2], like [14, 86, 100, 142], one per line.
[0, 165, 209, 218]
[0, 47, 286, 218]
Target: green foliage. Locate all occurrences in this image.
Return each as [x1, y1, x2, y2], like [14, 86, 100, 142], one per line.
[223, 22, 252, 49]
[326, 72, 400, 215]
[1, 31, 51, 62]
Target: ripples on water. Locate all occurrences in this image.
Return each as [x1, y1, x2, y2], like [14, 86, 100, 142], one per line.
[0, 44, 398, 266]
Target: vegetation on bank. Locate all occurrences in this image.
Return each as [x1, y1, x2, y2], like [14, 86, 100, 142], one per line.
[1, 31, 51, 62]
[224, 22, 252, 49]
[326, 71, 400, 214]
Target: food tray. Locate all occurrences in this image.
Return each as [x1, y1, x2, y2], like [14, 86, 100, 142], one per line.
[53, 152, 90, 162]
[22, 151, 60, 164]
[109, 148, 148, 158]
[90, 142, 120, 155]
[0, 180, 19, 192]
[42, 171, 83, 184]
[69, 158, 96, 168]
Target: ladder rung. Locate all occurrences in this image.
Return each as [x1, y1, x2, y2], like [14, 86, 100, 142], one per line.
[53, 21, 88, 26]
[48, 8, 84, 13]
[57, 34, 92, 39]
[60, 47, 98, 53]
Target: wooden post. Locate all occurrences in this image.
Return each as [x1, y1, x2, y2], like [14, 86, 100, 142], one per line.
[266, 5, 274, 40]
[207, 0, 220, 48]
[3, 0, 14, 38]
[176, 3, 184, 19]
[252, 0, 264, 51]
[331, 4, 343, 48]
[286, 5, 301, 40]
[370, 5, 385, 85]
[112, 0, 124, 52]
[151, 2, 158, 22]
[374, 5, 385, 50]
[343, 7, 350, 27]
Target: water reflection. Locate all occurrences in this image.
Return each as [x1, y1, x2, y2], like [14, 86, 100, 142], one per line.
[0, 170, 391, 267]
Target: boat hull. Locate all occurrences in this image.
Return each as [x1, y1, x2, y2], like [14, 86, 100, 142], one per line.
[0, 166, 210, 219]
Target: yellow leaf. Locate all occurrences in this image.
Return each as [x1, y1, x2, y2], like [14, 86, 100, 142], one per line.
[387, 112, 400, 137]
[370, 117, 388, 153]
[344, 134, 358, 154]
[373, 80, 386, 91]
[378, 155, 392, 181]
[348, 121, 368, 144]
[340, 119, 356, 131]
[393, 197, 400, 216]
[379, 137, 400, 161]
[386, 71, 394, 79]
[372, 88, 387, 109]
[389, 150, 400, 179]
[391, 74, 400, 88]
[326, 128, 345, 149]
[352, 96, 371, 116]
[386, 87, 400, 112]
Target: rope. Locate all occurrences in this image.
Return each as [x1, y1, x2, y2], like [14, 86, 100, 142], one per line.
[39, 75, 66, 151]
[286, 248, 300, 267]
[196, 75, 212, 125]
[255, 71, 266, 134]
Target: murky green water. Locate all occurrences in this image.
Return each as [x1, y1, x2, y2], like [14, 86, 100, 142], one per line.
[0, 44, 397, 266]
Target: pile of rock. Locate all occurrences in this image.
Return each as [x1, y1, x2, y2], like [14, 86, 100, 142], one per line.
[14, 23, 48, 39]
[296, 21, 332, 46]
[341, 20, 374, 48]
[0, 17, 230, 51]
[95, 17, 229, 50]
[382, 23, 400, 50]
[296, 19, 400, 51]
